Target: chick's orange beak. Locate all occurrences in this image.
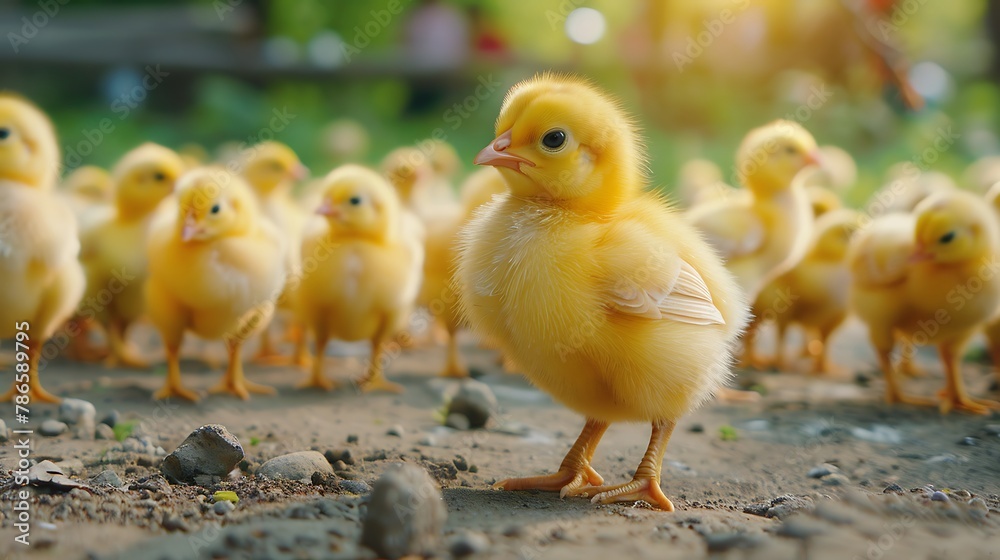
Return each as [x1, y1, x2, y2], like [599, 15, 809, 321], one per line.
[474, 130, 535, 173]
[804, 150, 823, 167]
[316, 199, 340, 218]
[909, 243, 933, 262]
[181, 215, 200, 243]
[291, 163, 309, 181]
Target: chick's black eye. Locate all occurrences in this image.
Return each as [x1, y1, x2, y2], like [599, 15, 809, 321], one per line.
[153, 172, 166, 182]
[0, 128, 9, 140]
[210, 203, 221, 215]
[784, 145, 797, 155]
[939, 231, 955, 244]
[542, 129, 566, 150]
[349, 196, 362, 206]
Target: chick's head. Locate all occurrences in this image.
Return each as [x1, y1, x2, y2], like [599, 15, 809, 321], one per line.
[913, 191, 999, 264]
[736, 120, 820, 195]
[382, 147, 431, 202]
[113, 143, 185, 218]
[64, 165, 113, 203]
[474, 74, 643, 212]
[426, 139, 461, 179]
[175, 166, 258, 243]
[317, 164, 399, 241]
[811, 209, 860, 260]
[242, 141, 307, 196]
[0, 94, 60, 189]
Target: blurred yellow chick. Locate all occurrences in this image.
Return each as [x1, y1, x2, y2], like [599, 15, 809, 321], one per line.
[675, 158, 739, 208]
[687, 120, 820, 300]
[61, 165, 114, 232]
[849, 190, 1000, 414]
[456, 75, 749, 510]
[979, 181, 1000, 388]
[240, 141, 309, 363]
[870, 165, 956, 214]
[746, 209, 860, 375]
[0, 94, 85, 403]
[77, 143, 185, 368]
[145, 167, 286, 401]
[296, 164, 423, 393]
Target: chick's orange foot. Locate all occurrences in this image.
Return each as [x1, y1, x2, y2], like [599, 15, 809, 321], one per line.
[152, 381, 200, 402]
[208, 378, 276, 401]
[357, 374, 404, 394]
[586, 477, 675, 511]
[494, 463, 605, 498]
[1, 382, 61, 404]
[938, 394, 1000, 415]
[296, 371, 339, 391]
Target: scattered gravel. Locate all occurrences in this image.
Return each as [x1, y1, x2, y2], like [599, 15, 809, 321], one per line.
[160, 424, 244, 485]
[386, 425, 405, 437]
[449, 530, 491, 557]
[94, 423, 115, 440]
[90, 470, 124, 489]
[807, 463, 839, 479]
[99, 410, 120, 428]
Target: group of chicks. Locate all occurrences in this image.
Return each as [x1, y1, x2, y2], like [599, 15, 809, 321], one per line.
[0, 92, 505, 404]
[4, 74, 1000, 511]
[679, 115, 1000, 416]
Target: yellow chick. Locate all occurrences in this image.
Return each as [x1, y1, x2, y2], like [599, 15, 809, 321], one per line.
[963, 155, 1000, 194]
[815, 145, 857, 192]
[675, 158, 739, 208]
[78, 143, 185, 368]
[849, 190, 1000, 414]
[424, 138, 462, 204]
[419, 167, 508, 378]
[296, 164, 423, 393]
[455, 75, 749, 510]
[0, 94, 85, 403]
[240, 141, 309, 363]
[747, 209, 860, 374]
[979, 181, 1000, 387]
[871, 165, 956, 214]
[686, 120, 821, 300]
[61, 165, 114, 232]
[144, 167, 286, 401]
[742, 183, 842, 370]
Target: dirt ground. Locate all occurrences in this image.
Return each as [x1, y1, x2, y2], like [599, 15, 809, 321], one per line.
[1, 318, 999, 560]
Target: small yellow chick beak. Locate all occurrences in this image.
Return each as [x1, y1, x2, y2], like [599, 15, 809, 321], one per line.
[291, 163, 309, 181]
[316, 199, 340, 218]
[181, 214, 200, 243]
[474, 130, 535, 173]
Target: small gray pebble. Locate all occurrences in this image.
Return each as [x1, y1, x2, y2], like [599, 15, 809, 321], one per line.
[387, 425, 404, 437]
[958, 437, 979, 446]
[100, 410, 120, 428]
[807, 464, 839, 479]
[445, 413, 471, 431]
[418, 436, 436, 446]
[39, 420, 68, 437]
[930, 491, 949, 502]
[453, 456, 469, 472]
[213, 500, 235, 515]
[822, 474, 850, 486]
[95, 424, 115, 440]
[449, 530, 490, 557]
[340, 480, 372, 494]
[347, 434, 359, 444]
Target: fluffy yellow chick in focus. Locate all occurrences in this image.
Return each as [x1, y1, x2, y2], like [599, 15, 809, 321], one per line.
[296, 165, 423, 393]
[78, 143, 185, 368]
[62, 165, 114, 232]
[747, 209, 861, 375]
[849, 190, 1000, 414]
[145, 167, 286, 401]
[0, 94, 85, 403]
[675, 158, 739, 208]
[456, 75, 749, 510]
[240, 141, 309, 364]
[687, 120, 821, 300]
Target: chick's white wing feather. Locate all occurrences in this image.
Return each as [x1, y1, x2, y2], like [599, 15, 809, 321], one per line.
[608, 256, 725, 326]
[686, 201, 765, 260]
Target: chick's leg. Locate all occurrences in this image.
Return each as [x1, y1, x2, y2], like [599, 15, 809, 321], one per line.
[874, 335, 935, 408]
[771, 322, 788, 371]
[495, 418, 609, 497]
[585, 420, 676, 511]
[897, 338, 927, 378]
[358, 322, 404, 393]
[439, 322, 467, 378]
[937, 342, 1000, 415]
[105, 318, 149, 369]
[297, 321, 337, 391]
[152, 341, 200, 402]
[1, 339, 61, 404]
[209, 339, 277, 400]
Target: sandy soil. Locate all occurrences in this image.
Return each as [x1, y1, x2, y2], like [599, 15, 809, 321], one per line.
[1, 318, 999, 560]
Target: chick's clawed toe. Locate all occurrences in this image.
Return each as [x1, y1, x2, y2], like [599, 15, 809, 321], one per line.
[585, 477, 675, 511]
[494, 464, 605, 498]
